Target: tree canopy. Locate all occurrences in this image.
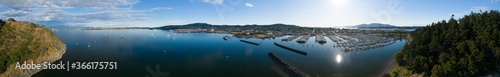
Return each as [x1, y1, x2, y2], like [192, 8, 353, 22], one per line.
[395, 10, 500, 77]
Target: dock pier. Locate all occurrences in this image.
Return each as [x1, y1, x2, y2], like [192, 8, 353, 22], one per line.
[315, 34, 326, 44]
[240, 40, 260, 45]
[296, 35, 310, 43]
[282, 35, 299, 41]
[274, 42, 307, 56]
[268, 52, 309, 77]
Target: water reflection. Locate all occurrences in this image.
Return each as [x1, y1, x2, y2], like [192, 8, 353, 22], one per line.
[336, 54, 342, 63]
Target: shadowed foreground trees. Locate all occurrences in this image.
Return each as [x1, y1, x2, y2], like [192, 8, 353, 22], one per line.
[395, 10, 500, 77]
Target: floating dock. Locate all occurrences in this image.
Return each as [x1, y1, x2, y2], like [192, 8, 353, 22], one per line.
[274, 42, 307, 56]
[282, 35, 299, 41]
[315, 34, 326, 44]
[327, 35, 342, 42]
[268, 52, 309, 77]
[240, 40, 260, 45]
[296, 35, 310, 43]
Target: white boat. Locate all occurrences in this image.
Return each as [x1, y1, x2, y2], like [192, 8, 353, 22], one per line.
[223, 36, 229, 40]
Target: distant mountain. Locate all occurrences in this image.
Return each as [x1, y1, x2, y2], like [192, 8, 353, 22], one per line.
[352, 23, 423, 30]
[354, 23, 397, 28]
[184, 23, 212, 27]
[263, 23, 300, 27]
[156, 23, 300, 30]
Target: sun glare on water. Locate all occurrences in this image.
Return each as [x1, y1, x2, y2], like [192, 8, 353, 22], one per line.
[336, 54, 342, 63]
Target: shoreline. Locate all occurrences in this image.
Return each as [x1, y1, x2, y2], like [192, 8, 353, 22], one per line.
[380, 57, 398, 77]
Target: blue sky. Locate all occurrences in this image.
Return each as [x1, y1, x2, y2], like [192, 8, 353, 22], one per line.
[0, 0, 499, 27]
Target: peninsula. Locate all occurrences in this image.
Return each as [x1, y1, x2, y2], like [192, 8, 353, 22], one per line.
[0, 18, 66, 77]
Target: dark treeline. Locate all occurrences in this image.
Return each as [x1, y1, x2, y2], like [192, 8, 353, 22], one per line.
[157, 23, 302, 30]
[395, 10, 500, 77]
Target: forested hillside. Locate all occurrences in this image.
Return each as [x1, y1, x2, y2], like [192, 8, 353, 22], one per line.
[395, 10, 500, 77]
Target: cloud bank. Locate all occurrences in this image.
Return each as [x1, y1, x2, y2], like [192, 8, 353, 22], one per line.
[201, 0, 224, 4]
[0, 0, 171, 27]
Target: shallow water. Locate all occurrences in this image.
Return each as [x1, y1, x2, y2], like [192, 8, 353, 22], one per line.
[33, 29, 406, 77]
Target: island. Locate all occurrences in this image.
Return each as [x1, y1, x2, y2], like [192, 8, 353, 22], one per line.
[0, 18, 66, 77]
[353, 23, 423, 31]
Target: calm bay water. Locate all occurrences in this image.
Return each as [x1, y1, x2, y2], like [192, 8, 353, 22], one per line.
[33, 29, 406, 77]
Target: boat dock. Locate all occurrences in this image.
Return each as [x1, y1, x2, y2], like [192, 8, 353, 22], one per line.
[240, 40, 260, 45]
[331, 33, 396, 52]
[296, 35, 310, 43]
[315, 34, 326, 44]
[268, 52, 309, 77]
[274, 42, 307, 56]
[282, 35, 299, 41]
[327, 35, 342, 42]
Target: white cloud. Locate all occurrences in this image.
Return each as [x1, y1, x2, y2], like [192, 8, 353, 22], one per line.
[139, 7, 173, 12]
[0, 0, 140, 10]
[470, 6, 488, 12]
[245, 3, 253, 7]
[201, 0, 224, 4]
[0, 10, 31, 17]
[57, 0, 140, 10]
[0, 0, 171, 27]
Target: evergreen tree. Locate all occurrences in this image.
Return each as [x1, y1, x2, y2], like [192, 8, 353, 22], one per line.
[395, 10, 500, 77]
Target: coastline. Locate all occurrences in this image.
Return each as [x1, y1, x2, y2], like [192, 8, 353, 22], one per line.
[380, 57, 398, 77]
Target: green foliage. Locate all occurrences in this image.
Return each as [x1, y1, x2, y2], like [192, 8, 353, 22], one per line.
[395, 10, 500, 77]
[391, 67, 402, 77]
[0, 56, 6, 73]
[0, 20, 65, 74]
